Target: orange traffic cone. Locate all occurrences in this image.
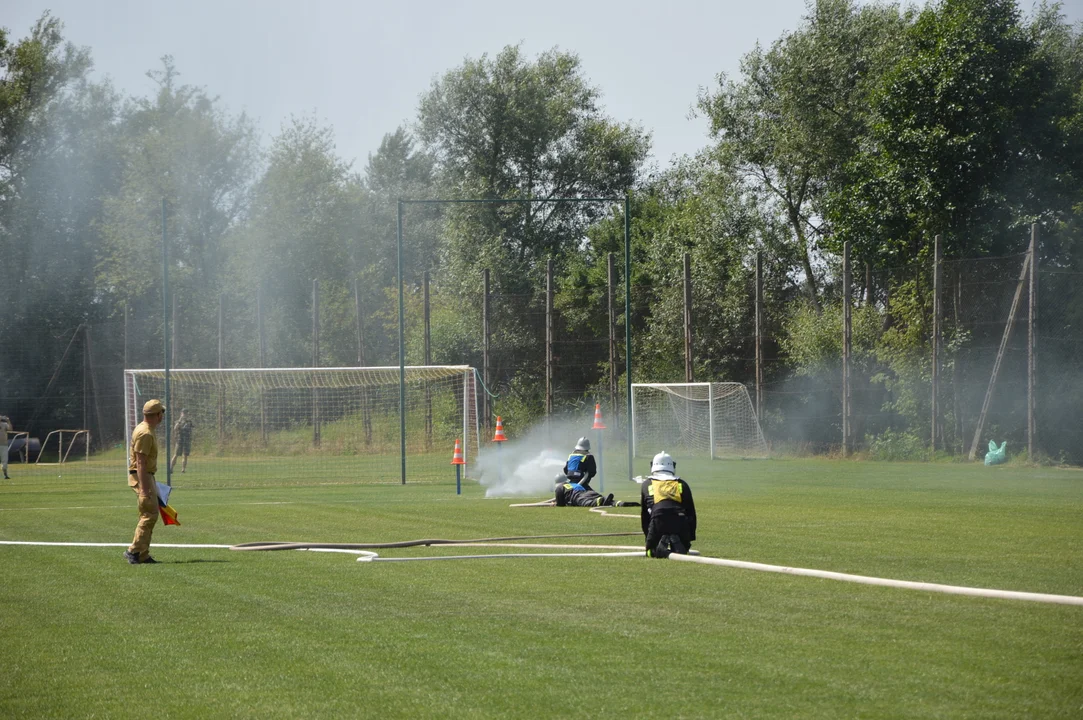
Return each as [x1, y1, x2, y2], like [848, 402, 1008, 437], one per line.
[492, 416, 507, 442]
[450, 438, 465, 465]
[592, 403, 606, 430]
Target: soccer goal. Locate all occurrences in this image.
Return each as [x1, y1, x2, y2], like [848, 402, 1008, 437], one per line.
[123, 366, 480, 487]
[35, 429, 90, 464]
[631, 382, 768, 459]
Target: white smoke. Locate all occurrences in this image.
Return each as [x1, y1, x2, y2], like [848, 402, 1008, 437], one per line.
[473, 416, 597, 498]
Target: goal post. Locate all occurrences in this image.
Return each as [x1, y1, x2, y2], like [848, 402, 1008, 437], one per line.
[631, 382, 768, 460]
[35, 429, 90, 464]
[123, 366, 480, 486]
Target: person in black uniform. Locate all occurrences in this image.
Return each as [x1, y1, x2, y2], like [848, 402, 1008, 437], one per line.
[554, 479, 613, 507]
[640, 451, 696, 558]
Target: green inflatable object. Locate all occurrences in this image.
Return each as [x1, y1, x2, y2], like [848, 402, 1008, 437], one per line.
[984, 440, 1007, 466]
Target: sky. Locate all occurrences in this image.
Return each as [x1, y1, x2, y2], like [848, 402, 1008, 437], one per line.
[4, 0, 1082, 172]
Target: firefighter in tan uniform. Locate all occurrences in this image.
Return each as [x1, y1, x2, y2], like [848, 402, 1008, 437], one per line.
[640, 451, 697, 558]
[125, 399, 165, 565]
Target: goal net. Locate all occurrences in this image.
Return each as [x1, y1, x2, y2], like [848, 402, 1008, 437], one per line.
[123, 366, 479, 487]
[631, 382, 768, 460]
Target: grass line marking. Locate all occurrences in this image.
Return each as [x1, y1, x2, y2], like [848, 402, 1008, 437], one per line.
[0, 541, 233, 548]
[668, 554, 1083, 606]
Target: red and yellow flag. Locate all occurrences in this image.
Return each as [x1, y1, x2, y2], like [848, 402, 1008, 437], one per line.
[155, 481, 180, 525]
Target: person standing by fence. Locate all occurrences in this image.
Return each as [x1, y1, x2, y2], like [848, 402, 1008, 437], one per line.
[170, 408, 194, 473]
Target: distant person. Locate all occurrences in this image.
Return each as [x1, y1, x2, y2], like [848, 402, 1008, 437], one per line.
[125, 399, 165, 565]
[555, 479, 614, 508]
[562, 437, 598, 487]
[170, 408, 194, 473]
[640, 451, 696, 559]
[0, 414, 12, 479]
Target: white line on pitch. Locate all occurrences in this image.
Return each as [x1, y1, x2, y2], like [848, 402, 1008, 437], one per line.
[0, 501, 294, 511]
[667, 554, 1083, 607]
[0, 541, 233, 548]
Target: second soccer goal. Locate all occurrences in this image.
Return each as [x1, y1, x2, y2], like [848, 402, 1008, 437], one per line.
[631, 382, 768, 459]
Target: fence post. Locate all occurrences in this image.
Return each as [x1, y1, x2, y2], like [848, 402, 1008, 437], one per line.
[607, 252, 617, 424]
[483, 268, 491, 433]
[755, 251, 763, 420]
[354, 278, 366, 366]
[123, 302, 129, 370]
[85, 326, 103, 450]
[312, 278, 320, 448]
[546, 258, 554, 426]
[1028, 223, 1038, 460]
[257, 285, 267, 445]
[423, 270, 433, 449]
[684, 252, 693, 383]
[355, 277, 372, 446]
[932, 234, 941, 453]
[171, 293, 178, 368]
[842, 241, 852, 457]
[217, 292, 225, 444]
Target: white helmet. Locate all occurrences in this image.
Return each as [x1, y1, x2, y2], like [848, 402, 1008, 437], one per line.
[649, 451, 678, 479]
[575, 437, 590, 452]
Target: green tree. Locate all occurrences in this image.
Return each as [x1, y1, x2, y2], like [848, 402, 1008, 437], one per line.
[828, 0, 1083, 262]
[358, 127, 440, 366]
[698, 0, 910, 308]
[230, 116, 364, 368]
[98, 56, 259, 368]
[417, 44, 649, 294]
[415, 45, 649, 418]
[0, 13, 122, 438]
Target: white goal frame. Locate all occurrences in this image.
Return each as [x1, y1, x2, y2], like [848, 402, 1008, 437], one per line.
[631, 382, 768, 460]
[35, 429, 90, 465]
[123, 366, 481, 481]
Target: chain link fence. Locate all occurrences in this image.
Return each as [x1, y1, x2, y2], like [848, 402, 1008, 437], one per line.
[3, 228, 1080, 473]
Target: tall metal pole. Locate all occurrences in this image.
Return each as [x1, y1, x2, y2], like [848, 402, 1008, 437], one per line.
[171, 293, 178, 369]
[218, 292, 225, 444]
[755, 251, 763, 419]
[1028, 223, 1038, 459]
[424, 269, 432, 449]
[355, 276, 372, 446]
[162, 198, 171, 486]
[932, 235, 942, 452]
[123, 302, 129, 370]
[624, 196, 633, 480]
[842, 241, 852, 457]
[397, 201, 406, 485]
[683, 252, 693, 383]
[482, 268, 491, 433]
[546, 258, 554, 423]
[423, 271, 432, 367]
[607, 252, 617, 419]
[257, 285, 266, 444]
[86, 326, 105, 451]
[354, 277, 366, 366]
[82, 325, 88, 435]
[312, 279, 320, 448]
[218, 294, 225, 369]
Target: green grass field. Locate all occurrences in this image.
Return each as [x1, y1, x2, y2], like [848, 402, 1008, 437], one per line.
[2, 457, 1081, 718]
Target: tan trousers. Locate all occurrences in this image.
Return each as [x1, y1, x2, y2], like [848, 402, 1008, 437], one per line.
[128, 479, 158, 560]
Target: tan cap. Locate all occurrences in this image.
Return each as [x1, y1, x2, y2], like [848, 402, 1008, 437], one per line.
[143, 399, 166, 415]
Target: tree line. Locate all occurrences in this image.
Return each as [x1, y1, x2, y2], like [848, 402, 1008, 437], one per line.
[1, 0, 1081, 460]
